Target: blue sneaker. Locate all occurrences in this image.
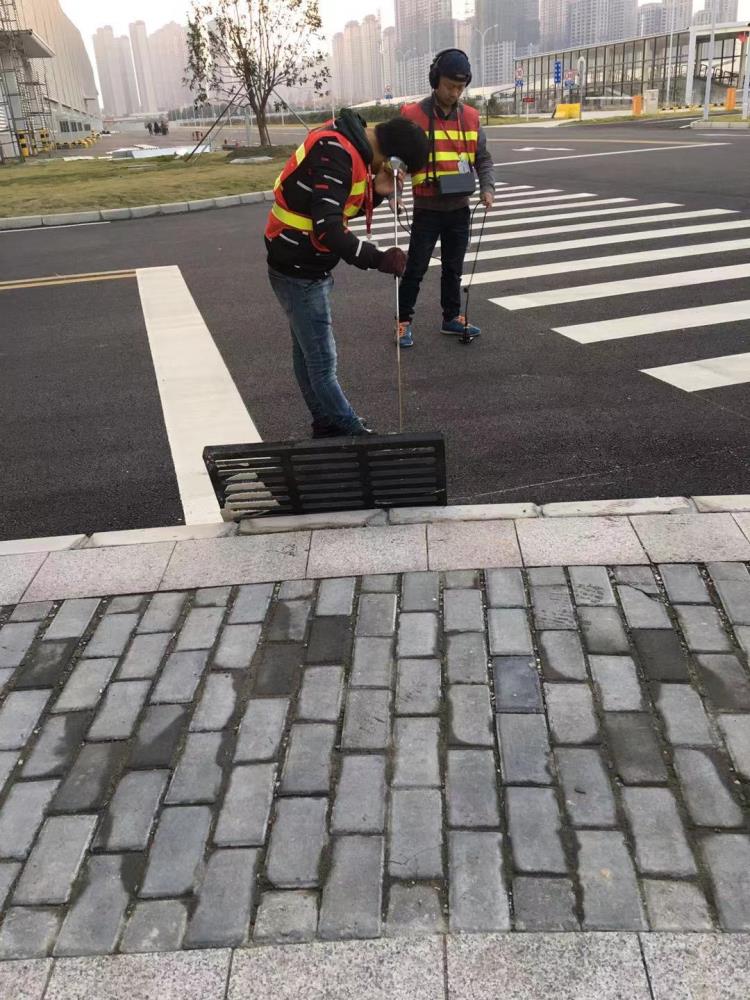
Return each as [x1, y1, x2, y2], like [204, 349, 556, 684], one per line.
[398, 321, 414, 348]
[441, 315, 480, 338]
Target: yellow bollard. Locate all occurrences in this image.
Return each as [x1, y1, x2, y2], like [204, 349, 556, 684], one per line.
[726, 88, 737, 111]
[632, 95, 643, 116]
[16, 132, 30, 157]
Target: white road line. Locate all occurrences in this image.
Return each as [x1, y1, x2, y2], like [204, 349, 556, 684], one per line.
[136, 265, 260, 525]
[457, 217, 750, 265]
[460, 202, 678, 232]
[491, 263, 750, 310]
[643, 352, 750, 391]
[554, 299, 750, 342]
[492, 142, 730, 167]
[0, 222, 111, 234]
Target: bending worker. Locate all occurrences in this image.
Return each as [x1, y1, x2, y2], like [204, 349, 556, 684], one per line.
[265, 110, 428, 438]
[398, 49, 495, 347]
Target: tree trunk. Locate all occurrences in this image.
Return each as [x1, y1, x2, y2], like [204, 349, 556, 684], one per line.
[255, 104, 271, 146]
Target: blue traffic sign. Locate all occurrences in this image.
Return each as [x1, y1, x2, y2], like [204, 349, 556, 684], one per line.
[554, 60, 562, 84]
[515, 79, 524, 88]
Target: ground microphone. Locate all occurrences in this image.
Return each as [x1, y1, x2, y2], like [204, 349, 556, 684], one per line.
[389, 156, 407, 176]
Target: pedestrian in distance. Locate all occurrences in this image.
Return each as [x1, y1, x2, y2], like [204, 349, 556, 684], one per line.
[398, 49, 496, 348]
[146, 121, 153, 136]
[265, 109, 429, 438]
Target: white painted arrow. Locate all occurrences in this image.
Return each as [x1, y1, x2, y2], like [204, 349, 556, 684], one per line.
[512, 146, 575, 152]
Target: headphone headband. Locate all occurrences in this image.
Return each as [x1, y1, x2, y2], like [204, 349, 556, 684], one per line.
[429, 48, 471, 88]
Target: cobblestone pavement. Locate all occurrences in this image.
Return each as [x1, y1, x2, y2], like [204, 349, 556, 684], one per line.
[1, 563, 750, 961]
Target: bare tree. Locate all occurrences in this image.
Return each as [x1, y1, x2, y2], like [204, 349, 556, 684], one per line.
[185, 0, 329, 146]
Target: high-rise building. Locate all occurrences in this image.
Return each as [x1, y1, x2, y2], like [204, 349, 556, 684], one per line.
[149, 21, 191, 112]
[382, 25, 397, 97]
[638, 2, 666, 35]
[361, 14, 384, 102]
[540, 0, 571, 50]
[92, 26, 139, 116]
[342, 20, 362, 102]
[695, 0, 738, 21]
[474, 0, 539, 54]
[129, 20, 157, 112]
[331, 31, 347, 102]
[483, 38, 517, 84]
[395, 0, 455, 96]
[568, 0, 604, 46]
[607, 0, 638, 40]
[663, 0, 692, 32]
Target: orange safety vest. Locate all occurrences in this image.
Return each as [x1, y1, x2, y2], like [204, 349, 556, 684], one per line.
[265, 124, 369, 252]
[401, 101, 479, 198]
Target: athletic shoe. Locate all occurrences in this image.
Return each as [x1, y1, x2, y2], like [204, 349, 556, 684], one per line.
[441, 315, 480, 337]
[398, 321, 414, 348]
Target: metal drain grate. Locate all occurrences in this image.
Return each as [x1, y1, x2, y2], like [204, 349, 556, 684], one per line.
[203, 433, 447, 520]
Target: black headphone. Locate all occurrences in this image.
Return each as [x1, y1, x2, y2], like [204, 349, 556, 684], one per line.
[428, 48, 472, 89]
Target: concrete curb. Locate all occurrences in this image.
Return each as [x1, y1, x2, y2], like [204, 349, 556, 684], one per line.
[689, 120, 750, 129]
[0, 189, 276, 231]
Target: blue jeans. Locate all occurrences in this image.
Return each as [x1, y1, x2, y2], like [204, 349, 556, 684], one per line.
[398, 206, 470, 323]
[268, 268, 361, 432]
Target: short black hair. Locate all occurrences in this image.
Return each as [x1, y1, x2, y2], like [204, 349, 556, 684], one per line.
[375, 116, 429, 175]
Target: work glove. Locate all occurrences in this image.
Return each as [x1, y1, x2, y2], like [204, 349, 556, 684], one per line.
[377, 247, 407, 277]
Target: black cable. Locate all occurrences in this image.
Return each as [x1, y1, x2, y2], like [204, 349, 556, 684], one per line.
[460, 200, 489, 344]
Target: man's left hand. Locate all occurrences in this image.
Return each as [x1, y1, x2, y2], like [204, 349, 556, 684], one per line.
[374, 166, 396, 197]
[481, 190, 494, 210]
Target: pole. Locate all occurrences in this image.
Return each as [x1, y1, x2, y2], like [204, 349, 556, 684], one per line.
[702, 0, 717, 121]
[392, 166, 403, 433]
[742, 37, 750, 120]
[665, 0, 676, 107]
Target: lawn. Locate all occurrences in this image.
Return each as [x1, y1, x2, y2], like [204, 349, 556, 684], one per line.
[0, 149, 293, 217]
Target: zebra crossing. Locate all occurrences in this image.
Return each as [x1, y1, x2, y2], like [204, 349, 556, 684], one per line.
[348, 180, 750, 396]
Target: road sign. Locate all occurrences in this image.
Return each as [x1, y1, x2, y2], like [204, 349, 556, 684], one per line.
[515, 79, 524, 88]
[554, 60, 562, 84]
[564, 69, 576, 82]
[563, 79, 574, 88]
[515, 63, 525, 79]
[522, 96, 535, 103]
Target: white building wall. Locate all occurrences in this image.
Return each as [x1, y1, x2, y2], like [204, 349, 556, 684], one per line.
[130, 20, 158, 112]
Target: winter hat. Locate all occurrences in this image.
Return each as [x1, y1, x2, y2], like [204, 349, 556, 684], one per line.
[435, 49, 471, 82]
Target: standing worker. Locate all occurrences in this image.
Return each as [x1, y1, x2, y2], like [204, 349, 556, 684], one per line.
[398, 49, 495, 347]
[265, 110, 428, 437]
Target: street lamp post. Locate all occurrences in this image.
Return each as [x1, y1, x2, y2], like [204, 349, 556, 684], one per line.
[473, 24, 499, 113]
[702, 0, 717, 120]
[665, 0, 677, 108]
[396, 47, 416, 98]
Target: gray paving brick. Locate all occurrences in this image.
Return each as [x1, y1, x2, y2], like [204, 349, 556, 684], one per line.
[176, 608, 224, 652]
[544, 683, 599, 744]
[194, 586, 231, 607]
[253, 642, 304, 696]
[393, 717, 440, 787]
[386, 885, 444, 936]
[623, 787, 697, 876]
[54, 854, 132, 956]
[631, 629, 689, 681]
[88, 680, 150, 741]
[279, 580, 315, 600]
[493, 656, 542, 713]
[140, 805, 212, 897]
[576, 829, 646, 930]
[107, 595, 146, 615]
[446, 633, 488, 683]
[708, 562, 750, 582]
[150, 650, 208, 704]
[118, 633, 171, 680]
[0, 750, 15, 792]
[506, 787, 566, 873]
[617, 585, 671, 629]
[659, 564, 710, 604]
[185, 848, 259, 947]
[486, 568, 526, 607]
[448, 684, 493, 745]
[0, 779, 59, 859]
[297, 667, 344, 722]
[350, 637, 393, 687]
[0, 690, 50, 749]
[253, 890, 318, 943]
[229, 583, 274, 624]
[0, 624, 38, 671]
[397, 613, 438, 657]
[267, 600, 311, 641]
[0, 907, 60, 959]
[569, 566, 615, 607]
[555, 748, 616, 827]
[120, 900, 188, 953]
[718, 714, 750, 780]
[513, 876, 578, 931]
[446, 749, 500, 827]
[702, 832, 750, 930]
[85, 613, 138, 658]
[215, 764, 276, 846]
[281, 723, 336, 794]
[362, 574, 397, 592]
[130, 704, 188, 768]
[488, 608, 533, 656]
[395, 659, 441, 715]
[266, 797, 328, 888]
[189, 673, 237, 732]
[137, 592, 186, 634]
[165, 731, 223, 804]
[696, 653, 750, 711]
[316, 577, 356, 616]
[531, 585, 576, 630]
[14, 640, 74, 689]
[614, 565, 659, 591]
[388, 788, 443, 878]
[444, 570, 479, 587]
[319, 835, 384, 940]
[538, 630, 587, 681]
[13, 814, 96, 905]
[578, 606, 629, 654]
[654, 684, 713, 745]
[0, 861, 19, 908]
[234, 698, 289, 762]
[529, 567, 566, 585]
[356, 594, 397, 636]
[331, 755, 386, 834]
[605, 712, 668, 784]
[496, 714, 552, 785]
[712, 576, 750, 625]
[589, 655, 644, 711]
[674, 748, 744, 827]
[10, 601, 53, 623]
[401, 572, 439, 612]
[444, 589, 484, 633]
[342, 688, 391, 750]
[53, 658, 116, 714]
[676, 604, 732, 652]
[52, 742, 126, 812]
[449, 830, 509, 932]
[643, 879, 713, 931]
[97, 770, 168, 850]
[306, 617, 353, 664]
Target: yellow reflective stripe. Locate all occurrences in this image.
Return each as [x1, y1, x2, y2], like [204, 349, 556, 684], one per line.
[294, 142, 307, 166]
[425, 151, 468, 163]
[343, 203, 361, 218]
[271, 203, 313, 232]
[430, 129, 478, 141]
[411, 168, 461, 184]
[273, 172, 283, 191]
[350, 180, 366, 195]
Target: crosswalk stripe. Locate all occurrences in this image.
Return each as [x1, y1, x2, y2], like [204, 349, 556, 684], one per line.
[471, 238, 750, 285]
[553, 300, 750, 342]
[460, 202, 677, 233]
[492, 188, 562, 199]
[457, 218, 750, 265]
[642, 351, 750, 391]
[490, 263, 750, 310]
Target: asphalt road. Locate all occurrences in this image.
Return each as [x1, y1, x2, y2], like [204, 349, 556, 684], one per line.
[2, 124, 750, 540]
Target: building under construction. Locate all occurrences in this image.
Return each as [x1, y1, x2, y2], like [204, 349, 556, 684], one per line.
[0, 0, 100, 160]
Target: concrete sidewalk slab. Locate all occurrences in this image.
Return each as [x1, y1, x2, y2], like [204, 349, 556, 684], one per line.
[0, 554, 47, 605]
[542, 497, 690, 517]
[391, 503, 538, 523]
[641, 933, 750, 1000]
[427, 521, 522, 570]
[695, 495, 750, 513]
[306, 525, 428, 578]
[0, 957, 51, 1000]
[631, 513, 750, 562]
[160, 533, 310, 590]
[22, 544, 175, 602]
[86, 523, 235, 548]
[516, 517, 647, 565]
[0, 537, 84, 556]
